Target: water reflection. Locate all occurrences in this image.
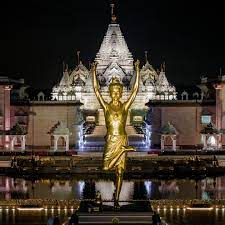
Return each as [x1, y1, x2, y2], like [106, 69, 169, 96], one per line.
[1, 176, 225, 201]
[201, 177, 225, 200]
[159, 208, 225, 225]
[0, 177, 28, 200]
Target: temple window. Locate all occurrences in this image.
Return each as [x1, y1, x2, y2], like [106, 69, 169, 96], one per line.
[160, 95, 165, 100]
[201, 115, 211, 124]
[169, 95, 173, 100]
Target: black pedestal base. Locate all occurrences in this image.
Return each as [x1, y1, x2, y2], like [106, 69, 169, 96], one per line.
[77, 200, 154, 224]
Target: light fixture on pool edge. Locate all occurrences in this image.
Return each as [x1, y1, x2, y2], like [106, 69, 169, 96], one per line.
[186, 207, 213, 211]
[17, 207, 44, 211]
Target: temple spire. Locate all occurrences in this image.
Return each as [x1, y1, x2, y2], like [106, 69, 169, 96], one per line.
[145, 51, 149, 63]
[76, 51, 80, 65]
[161, 61, 166, 72]
[163, 61, 166, 72]
[63, 61, 66, 72]
[110, 2, 117, 23]
[219, 67, 222, 76]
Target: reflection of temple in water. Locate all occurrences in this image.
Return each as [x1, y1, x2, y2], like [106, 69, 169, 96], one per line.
[95, 181, 134, 204]
[49, 180, 87, 200]
[81, 180, 151, 205]
[51, 181, 72, 199]
[156, 181, 179, 199]
[159, 181, 179, 193]
[201, 177, 225, 200]
[0, 176, 28, 200]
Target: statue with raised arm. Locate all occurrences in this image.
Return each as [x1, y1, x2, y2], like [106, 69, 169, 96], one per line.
[92, 60, 140, 210]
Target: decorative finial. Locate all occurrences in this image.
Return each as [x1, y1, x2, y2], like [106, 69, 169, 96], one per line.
[145, 51, 149, 63]
[110, 3, 117, 23]
[77, 51, 80, 65]
[163, 61, 166, 72]
[219, 67, 222, 76]
[63, 61, 65, 72]
[161, 61, 166, 72]
[65, 64, 68, 72]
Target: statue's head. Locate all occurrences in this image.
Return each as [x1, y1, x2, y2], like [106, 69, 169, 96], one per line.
[109, 77, 123, 101]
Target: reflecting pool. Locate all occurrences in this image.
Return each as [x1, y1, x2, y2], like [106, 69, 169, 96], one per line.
[0, 175, 225, 224]
[1, 175, 225, 201]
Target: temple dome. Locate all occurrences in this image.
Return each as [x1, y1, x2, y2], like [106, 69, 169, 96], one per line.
[141, 61, 158, 84]
[95, 23, 134, 79]
[69, 61, 89, 85]
[155, 69, 175, 93]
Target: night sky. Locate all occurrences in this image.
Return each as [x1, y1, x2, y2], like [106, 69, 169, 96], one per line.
[0, 0, 224, 89]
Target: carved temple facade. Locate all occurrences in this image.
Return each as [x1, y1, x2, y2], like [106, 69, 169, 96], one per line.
[51, 21, 176, 125]
[1, 11, 225, 150]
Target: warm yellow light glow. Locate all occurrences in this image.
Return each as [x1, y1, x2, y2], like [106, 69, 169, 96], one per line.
[186, 207, 213, 211]
[17, 207, 44, 211]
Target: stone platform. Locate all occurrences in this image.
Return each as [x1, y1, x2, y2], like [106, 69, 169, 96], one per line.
[77, 200, 154, 224]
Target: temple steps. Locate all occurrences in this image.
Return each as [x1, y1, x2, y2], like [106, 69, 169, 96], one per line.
[89, 125, 139, 136]
[83, 126, 147, 151]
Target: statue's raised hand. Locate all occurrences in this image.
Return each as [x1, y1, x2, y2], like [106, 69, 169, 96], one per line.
[134, 60, 140, 68]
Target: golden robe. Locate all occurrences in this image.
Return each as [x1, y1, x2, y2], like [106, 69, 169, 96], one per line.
[103, 134, 128, 171]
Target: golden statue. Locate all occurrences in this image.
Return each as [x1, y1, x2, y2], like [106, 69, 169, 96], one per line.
[92, 60, 140, 209]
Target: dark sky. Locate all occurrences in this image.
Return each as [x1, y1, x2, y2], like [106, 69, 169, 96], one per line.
[0, 0, 224, 89]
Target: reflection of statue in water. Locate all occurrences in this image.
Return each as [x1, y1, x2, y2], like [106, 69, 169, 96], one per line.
[92, 60, 140, 209]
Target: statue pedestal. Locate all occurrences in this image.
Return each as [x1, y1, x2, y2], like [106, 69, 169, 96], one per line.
[77, 200, 154, 224]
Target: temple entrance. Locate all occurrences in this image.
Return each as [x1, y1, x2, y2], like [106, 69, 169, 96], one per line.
[57, 136, 65, 147]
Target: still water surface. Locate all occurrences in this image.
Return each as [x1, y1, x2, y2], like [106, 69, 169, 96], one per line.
[0, 175, 225, 225]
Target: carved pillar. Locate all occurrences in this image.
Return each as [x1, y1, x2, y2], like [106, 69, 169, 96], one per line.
[2, 85, 12, 148]
[161, 135, 165, 150]
[214, 84, 223, 130]
[65, 135, 69, 151]
[74, 124, 83, 149]
[53, 135, 58, 151]
[145, 124, 151, 147]
[202, 134, 207, 150]
[172, 135, 176, 151]
[4, 85, 12, 131]
[217, 134, 222, 150]
[98, 109, 105, 125]
[21, 135, 26, 150]
[9, 136, 14, 150]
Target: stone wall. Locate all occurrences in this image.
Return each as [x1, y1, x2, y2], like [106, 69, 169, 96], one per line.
[151, 105, 215, 148]
[0, 86, 4, 131]
[221, 86, 225, 145]
[10, 100, 217, 149]
[12, 102, 82, 148]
